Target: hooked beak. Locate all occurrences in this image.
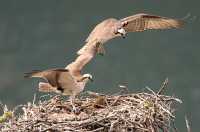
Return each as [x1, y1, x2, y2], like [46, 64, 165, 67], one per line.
[89, 77, 94, 82]
[77, 77, 93, 82]
[122, 34, 126, 39]
[117, 28, 126, 38]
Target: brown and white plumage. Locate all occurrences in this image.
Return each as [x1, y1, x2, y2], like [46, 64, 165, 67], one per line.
[25, 13, 183, 111]
[25, 39, 98, 111]
[67, 39, 101, 78]
[78, 13, 183, 55]
[25, 68, 93, 111]
[24, 68, 92, 95]
[120, 13, 183, 32]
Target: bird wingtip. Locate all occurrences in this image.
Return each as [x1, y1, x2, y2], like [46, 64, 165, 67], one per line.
[24, 72, 33, 78]
[24, 70, 41, 78]
[177, 19, 185, 27]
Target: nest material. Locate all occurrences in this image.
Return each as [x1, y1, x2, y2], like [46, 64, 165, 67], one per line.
[0, 88, 182, 132]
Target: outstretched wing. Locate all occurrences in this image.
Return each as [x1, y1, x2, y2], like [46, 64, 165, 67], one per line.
[77, 39, 102, 55]
[24, 68, 69, 87]
[67, 13, 184, 72]
[120, 13, 183, 32]
[66, 39, 100, 78]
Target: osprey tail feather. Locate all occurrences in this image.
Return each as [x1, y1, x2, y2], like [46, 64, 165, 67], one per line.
[24, 70, 43, 78]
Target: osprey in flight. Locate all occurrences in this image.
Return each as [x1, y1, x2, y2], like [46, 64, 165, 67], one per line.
[78, 13, 183, 55]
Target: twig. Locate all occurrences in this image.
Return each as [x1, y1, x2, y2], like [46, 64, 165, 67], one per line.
[172, 121, 179, 132]
[0, 88, 181, 132]
[118, 84, 129, 95]
[185, 115, 191, 132]
[157, 78, 169, 95]
[89, 127, 105, 132]
[32, 94, 37, 105]
[110, 96, 121, 106]
[109, 118, 119, 132]
[146, 86, 157, 95]
[87, 91, 105, 97]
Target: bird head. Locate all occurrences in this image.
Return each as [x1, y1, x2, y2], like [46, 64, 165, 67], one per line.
[115, 28, 126, 38]
[82, 73, 93, 82]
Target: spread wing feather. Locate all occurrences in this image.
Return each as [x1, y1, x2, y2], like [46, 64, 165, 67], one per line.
[68, 13, 184, 76]
[120, 13, 183, 32]
[24, 68, 69, 87]
[66, 39, 99, 77]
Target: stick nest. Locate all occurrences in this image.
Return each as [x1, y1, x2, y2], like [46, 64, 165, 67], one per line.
[0, 87, 182, 132]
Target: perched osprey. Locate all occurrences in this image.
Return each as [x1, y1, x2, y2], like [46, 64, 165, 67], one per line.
[24, 46, 96, 112]
[78, 13, 183, 55]
[24, 69, 92, 97]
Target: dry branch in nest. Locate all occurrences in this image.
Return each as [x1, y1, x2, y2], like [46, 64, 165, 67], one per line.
[0, 80, 182, 132]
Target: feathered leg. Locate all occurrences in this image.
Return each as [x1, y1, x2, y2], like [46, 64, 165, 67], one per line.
[96, 42, 105, 56]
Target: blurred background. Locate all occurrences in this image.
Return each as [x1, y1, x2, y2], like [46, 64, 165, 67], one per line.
[0, 0, 199, 131]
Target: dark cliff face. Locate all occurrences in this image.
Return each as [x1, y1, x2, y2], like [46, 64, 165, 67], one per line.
[0, 0, 199, 131]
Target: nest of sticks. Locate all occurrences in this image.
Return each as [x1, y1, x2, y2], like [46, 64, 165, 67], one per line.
[0, 79, 182, 132]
